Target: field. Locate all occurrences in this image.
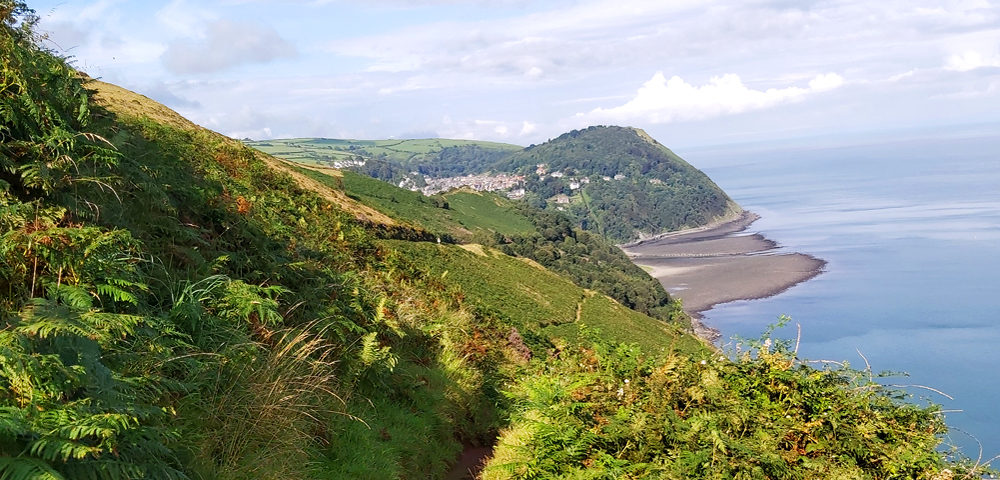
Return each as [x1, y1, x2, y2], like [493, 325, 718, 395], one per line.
[248, 137, 521, 166]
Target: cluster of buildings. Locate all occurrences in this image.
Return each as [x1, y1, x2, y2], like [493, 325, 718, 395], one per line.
[536, 164, 592, 191]
[405, 163, 644, 202]
[420, 173, 525, 196]
[327, 157, 365, 169]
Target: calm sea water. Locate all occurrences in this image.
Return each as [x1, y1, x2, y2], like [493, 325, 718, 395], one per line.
[677, 128, 1000, 460]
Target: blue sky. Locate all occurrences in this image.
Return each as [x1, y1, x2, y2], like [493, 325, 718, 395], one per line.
[30, 0, 1000, 148]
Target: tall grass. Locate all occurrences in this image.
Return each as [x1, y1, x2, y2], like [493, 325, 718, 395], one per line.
[178, 325, 344, 479]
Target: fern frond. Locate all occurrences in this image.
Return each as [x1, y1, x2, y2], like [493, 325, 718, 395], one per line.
[93, 283, 136, 306]
[80, 311, 142, 339]
[47, 284, 93, 310]
[0, 457, 64, 480]
[27, 436, 102, 463]
[15, 298, 100, 341]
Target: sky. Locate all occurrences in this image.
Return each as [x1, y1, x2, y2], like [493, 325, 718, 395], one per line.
[28, 0, 1000, 148]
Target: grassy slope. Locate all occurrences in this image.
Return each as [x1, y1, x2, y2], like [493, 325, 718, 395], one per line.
[81, 78, 699, 478]
[389, 241, 703, 357]
[83, 81, 502, 479]
[332, 168, 535, 240]
[285, 161, 695, 355]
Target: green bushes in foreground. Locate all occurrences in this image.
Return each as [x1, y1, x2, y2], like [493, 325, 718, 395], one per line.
[484, 328, 969, 480]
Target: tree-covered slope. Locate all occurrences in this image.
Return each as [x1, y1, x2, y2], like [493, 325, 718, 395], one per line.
[0, 4, 979, 479]
[497, 126, 739, 243]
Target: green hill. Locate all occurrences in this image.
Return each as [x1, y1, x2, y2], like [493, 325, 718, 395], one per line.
[497, 126, 740, 242]
[0, 4, 975, 479]
[252, 126, 739, 244]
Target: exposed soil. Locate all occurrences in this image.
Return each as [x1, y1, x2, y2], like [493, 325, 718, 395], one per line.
[446, 445, 493, 480]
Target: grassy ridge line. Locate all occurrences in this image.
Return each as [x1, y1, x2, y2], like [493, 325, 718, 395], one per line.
[89, 78, 401, 228]
[290, 164, 536, 240]
[250, 137, 522, 166]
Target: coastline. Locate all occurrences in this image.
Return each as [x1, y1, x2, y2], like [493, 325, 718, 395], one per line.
[622, 211, 826, 342]
[618, 207, 754, 249]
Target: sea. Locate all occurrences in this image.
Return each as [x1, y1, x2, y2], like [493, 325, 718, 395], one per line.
[676, 125, 1000, 461]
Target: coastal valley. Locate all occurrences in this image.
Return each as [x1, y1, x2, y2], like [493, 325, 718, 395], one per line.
[0, 4, 984, 479]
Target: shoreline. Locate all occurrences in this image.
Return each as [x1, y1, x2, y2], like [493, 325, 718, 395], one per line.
[618, 208, 756, 248]
[622, 211, 826, 343]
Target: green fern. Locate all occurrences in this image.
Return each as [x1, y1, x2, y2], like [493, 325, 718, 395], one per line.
[0, 457, 64, 480]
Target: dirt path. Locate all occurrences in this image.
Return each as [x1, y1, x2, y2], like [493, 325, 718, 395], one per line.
[446, 445, 492, 480]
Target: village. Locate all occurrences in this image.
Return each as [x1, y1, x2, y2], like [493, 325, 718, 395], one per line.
[413, 163, 652, 201]
[418, 172, 526, 197]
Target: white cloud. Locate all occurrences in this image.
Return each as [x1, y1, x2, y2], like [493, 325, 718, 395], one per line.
[945, 51, 1000, 71]
[33, 0, 1000, 145]
[161, 20, 296, 74]
[519, 120, 537, 136]
[36, 1, 165, 74]
[377, 76, 431, 95]
[431, 118, 542, 141]
[888, 69, 918, 82]
[579, 72, 845, 124]
[327, 0, 706, 82]
[808, 73, 846, 91]
[71, 0, 121, 23]
[156, 0, 219, 37]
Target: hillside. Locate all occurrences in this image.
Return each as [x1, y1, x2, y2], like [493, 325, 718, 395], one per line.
[251, 126, 739, 243]
[497, 126, 739, 243]
[0, 4, 976, 479]
[251, 137, 521, 190]
[290, 164, 684, 323]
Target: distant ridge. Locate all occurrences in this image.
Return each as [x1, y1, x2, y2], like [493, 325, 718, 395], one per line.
[493, 125, 739, 242]
[250, 125, 738, 243]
